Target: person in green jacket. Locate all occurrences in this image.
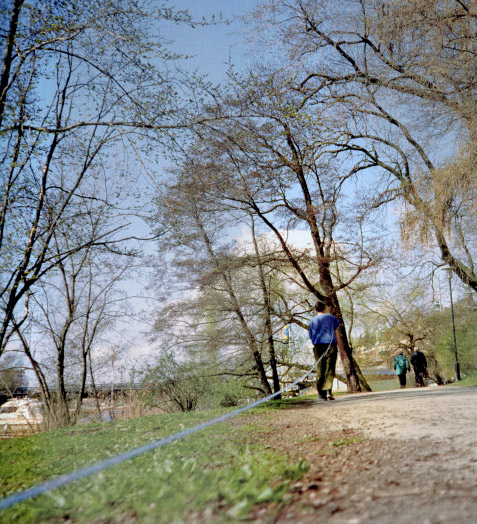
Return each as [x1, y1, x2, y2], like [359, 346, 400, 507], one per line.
[393, 351, 411, 388]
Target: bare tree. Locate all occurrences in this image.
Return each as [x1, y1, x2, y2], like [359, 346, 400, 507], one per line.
[249, 0, 477, 291]
[154, 179, 278, 396]
[182, 71, 384, 391]
[8, 201, 134, 427]
[354, 273, 449, 384]
[250, 215, 281, 396]
[0, 0, 203, 356]
[0, 351, 25, 394]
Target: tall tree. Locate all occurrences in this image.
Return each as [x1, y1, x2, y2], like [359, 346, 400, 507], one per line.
[154, 179, 277, 395]
[0, 0, 200, 355]
[10, 207, 133, 427]
[250, 215, 281, 396]
[186, 72, 381, 391]
[249, 0, 477, 291]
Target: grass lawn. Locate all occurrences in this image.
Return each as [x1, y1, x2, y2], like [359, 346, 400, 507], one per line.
[366, 378, 400, 391]
[450, 370, 477, 387]
[3, 378, 472, 523]
[0, 404, 309, 523]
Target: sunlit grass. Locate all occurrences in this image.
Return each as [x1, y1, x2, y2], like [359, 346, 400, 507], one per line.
[0, 406, 308, 523]
[366, 378, 399, 391]
[451, 370, 477, 387]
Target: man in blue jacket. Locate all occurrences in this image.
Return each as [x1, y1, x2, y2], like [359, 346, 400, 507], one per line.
[309, 301, 343, 401]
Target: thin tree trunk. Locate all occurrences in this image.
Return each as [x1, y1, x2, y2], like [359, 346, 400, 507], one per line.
[251, 217, 281, 398]
[73, 348, 88, 423]
[0, 0, 24, 128]
[88, 351, 102, 420]
[197, 217, 272, 395]
[56, 342, 71, 426]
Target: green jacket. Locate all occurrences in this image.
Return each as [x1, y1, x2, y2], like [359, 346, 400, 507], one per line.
[393, 354, 410, 375]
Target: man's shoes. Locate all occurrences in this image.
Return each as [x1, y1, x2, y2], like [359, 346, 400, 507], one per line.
[327, 394, 335, 401]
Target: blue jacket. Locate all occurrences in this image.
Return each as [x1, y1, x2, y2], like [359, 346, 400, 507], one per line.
[309, 313, 340, 344]
[393, 354, 410, 375]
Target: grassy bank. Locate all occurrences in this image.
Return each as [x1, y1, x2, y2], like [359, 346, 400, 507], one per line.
[0, 403, 309, 523]
[365, 378, 398, 392]
[450, 370, 477, 387]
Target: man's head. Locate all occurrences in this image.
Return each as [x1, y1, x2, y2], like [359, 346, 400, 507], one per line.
[315, 301, 326, 313]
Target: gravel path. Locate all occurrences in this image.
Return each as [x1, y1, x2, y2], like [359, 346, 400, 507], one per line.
[249, 386, 477, 524]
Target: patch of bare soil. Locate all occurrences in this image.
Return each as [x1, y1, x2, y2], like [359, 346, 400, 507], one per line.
[246, 386, 477, 524]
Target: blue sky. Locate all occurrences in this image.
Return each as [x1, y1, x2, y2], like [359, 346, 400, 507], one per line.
[106, 2, 262, 370]
[158, 0, 259, 83]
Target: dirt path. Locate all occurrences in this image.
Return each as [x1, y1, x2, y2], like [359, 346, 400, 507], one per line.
[249, 386, 477, 524]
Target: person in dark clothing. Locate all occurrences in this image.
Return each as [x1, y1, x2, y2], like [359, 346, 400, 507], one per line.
[411, 349, 428, 387]
[308, 301, 343, 401]
[393, 351, 410, 388]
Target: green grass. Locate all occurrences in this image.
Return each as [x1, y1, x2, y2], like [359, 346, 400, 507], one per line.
[366, 378, 400, 392]
[252, 396, 318, 410]
[328, 437, 363, 448]
[0, 405, 308, 523]
[450, 370, 477, 387]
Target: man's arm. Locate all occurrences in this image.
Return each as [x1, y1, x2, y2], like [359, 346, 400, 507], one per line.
[335, 328, 345, 355]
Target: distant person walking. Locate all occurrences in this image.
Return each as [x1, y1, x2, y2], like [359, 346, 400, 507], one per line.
[411, 348, 428, 387]
[393, 351, 410, 389]
[308, 301, 342, 401]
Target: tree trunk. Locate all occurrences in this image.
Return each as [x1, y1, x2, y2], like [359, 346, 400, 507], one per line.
[0, 0, 24, 128]
[198, 218, 273, 395]
[251, 217, 281, 398]
[56, 343, 71, 427]
[328, 293, 362, 393]
[73, 348, 88, 423]
[353, 356, 372, 392]
[88, 351, 102, 420]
